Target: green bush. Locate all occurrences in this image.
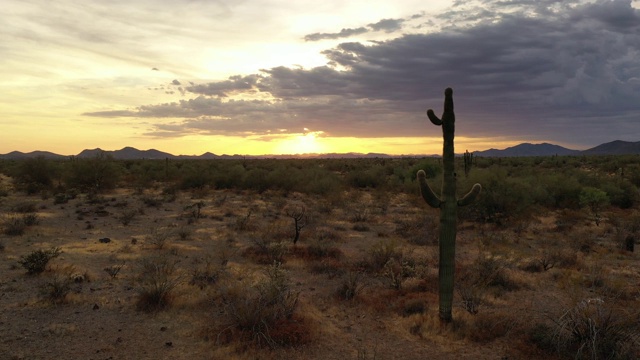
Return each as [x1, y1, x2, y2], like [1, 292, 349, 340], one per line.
[65, 152, 120, 192]
[19, 247, 62, 274]
[14, 156, 58, 194]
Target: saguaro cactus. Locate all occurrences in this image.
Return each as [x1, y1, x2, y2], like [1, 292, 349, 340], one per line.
[463, 150, 473, 178]
[417, 88, 481, 323]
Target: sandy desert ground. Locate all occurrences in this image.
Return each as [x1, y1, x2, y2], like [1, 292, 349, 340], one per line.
[1, 171, 639, 360]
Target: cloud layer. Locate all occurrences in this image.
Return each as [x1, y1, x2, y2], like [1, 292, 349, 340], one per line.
[84, 0, 640, 147]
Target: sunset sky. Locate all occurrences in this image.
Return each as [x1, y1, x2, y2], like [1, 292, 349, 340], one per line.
[2, 0, 640, 156]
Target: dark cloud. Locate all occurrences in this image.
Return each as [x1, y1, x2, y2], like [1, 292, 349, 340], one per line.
[303, 16, 410, 42]
[304, 27, 369, 42]
[87, 0, 640, 147]
[367, 18, 405, 33]
[185, 74, 263, 97]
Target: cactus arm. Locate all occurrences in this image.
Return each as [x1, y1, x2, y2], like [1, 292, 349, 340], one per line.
[417, 170, 442, 208]
[427, 109, 443, 125]
[457, 183, 482, 207]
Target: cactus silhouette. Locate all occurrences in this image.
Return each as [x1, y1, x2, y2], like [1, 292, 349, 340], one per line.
[463, 150, 473, 178]
[417, 88, 481, 323]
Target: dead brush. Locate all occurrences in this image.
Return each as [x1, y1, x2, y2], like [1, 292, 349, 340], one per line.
[41, 274, 73, 305]
[244, 221, 289, 264]
[367, 239, 401, 271]
[549, 298, 640, 359]
[189, 255, 228, 290]
[215, 262, 309, 348]
[104, 263, 125, 279]
[337, 270, 364, 300]
[145, 225, 173, 250]
[135, 256, 180, 312]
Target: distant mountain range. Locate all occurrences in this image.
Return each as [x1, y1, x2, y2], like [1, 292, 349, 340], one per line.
[1, 140, 639, 160]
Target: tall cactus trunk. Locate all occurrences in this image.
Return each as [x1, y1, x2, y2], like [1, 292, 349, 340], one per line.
[417, 88, 481, 323]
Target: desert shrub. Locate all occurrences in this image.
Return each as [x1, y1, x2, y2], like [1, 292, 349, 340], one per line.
[367, 239, 401, 271]
[19, 247, 62, 274]
[183, 201, 205, 223]
[301, 171, 342, 196]
[303, 240, 342, 260]
[353, 223, 370, 232]
[408, 159, 441, 182]
[104, 264, 125, 279]
[11, 201, 38, 213]
[233, 210, 254, 232]
[21, 213, 39, 226]
[456, 255, 517, 310]
[555, 209, 584, 233]
[402, 298, 427, 317]
[337, 271, 364, 300]
[462, 311, 513, 343]
[549, 298, 640, 359]
[41, 274, 73, 304]
[66, 152, 120, 192]
[383, 258, 405, 290]
[2, 210, 40, 236]
[216, 263, 307, 348]
[14, 156, 57, 194]
[395, 214, 438, 245]
[135, 256, 180, 312]
[118, 208, 139, 226]
[176, 226, 192, 241]
[189, 256, 227, 290]
[346, 165, 386, 189]
[462, 167, 540, 223]
[145, 226, 172, 249]
[597, 178, 638, 209]
[141, 195, 163, 208]
[2, 215, 27, 236]
[348, 203, 370, 223]
[245, 222, 289, 264]
[53, 193, 69, 204]
[579, 187, 609, 226]
[544, 172, 583, 209]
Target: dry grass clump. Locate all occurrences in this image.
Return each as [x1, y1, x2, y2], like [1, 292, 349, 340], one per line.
[545, 298, 640, 359]
[2, 213, 39, 236]
[145, 225, 173, 250]
[213, 263, 311, 348]
[41, 274, 74, 304]
[336, 270, 365, 301]
[189, 254, 228, 290]
[135, 256, 181, 312]
[243, 221, 290, 264]
[394, 214, 438, 246]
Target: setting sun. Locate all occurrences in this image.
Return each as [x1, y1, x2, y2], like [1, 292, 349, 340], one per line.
[275, 130, 325, 155]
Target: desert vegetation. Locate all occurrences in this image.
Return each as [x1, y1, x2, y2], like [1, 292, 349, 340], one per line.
[0, 152, 639, 359]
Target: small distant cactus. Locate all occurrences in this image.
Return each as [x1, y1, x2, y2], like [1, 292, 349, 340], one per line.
[463, 150, 473, 178]
[417, 88, 481, 323]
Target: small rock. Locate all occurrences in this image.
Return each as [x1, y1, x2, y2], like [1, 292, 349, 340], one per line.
[99, 238, 111, 243]
[93, 304, 100, 310]
[160, 327, 167, 332]
[165, 342, 173, 347]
